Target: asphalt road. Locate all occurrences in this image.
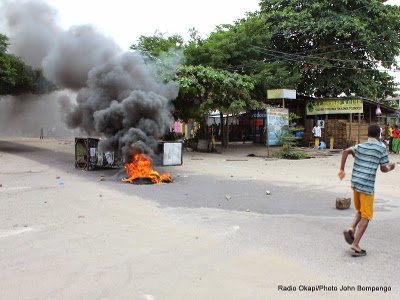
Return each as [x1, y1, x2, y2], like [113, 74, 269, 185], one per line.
[1, 138, 399, 298]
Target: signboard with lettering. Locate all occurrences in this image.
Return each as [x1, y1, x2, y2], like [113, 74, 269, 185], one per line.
[306, 99, 363, 115]
[266, 108, 289, 146]
[249, 110, 267, 120]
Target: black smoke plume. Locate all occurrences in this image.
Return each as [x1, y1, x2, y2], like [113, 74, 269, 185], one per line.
[63, 52, 178, 160]
[1, 0, 179, 159]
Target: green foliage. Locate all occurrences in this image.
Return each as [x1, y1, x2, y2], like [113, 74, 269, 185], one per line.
[173, 65, 255, 122]
[129, 31, 186, 83]
[173, 65, 256, 147]
[0, 33, 57, 96]
[183, 0, 400, 100]
[130, 30, 184, 58]
[272, 150, 310, 160]
[184, 15, 300, 101]
[0, 34, 9, 53]
[126, 0, 400, 148]
[258, 0, 400, 99]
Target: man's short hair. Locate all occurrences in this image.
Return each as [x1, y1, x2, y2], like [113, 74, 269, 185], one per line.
[368, 124, 381, 138]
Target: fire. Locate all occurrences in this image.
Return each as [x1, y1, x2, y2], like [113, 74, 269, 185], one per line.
[122, 152, 172, 184]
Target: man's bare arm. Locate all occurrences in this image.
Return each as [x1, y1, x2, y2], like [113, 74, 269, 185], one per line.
[338, 148, 354, 180]
[380, 162, 395, 173]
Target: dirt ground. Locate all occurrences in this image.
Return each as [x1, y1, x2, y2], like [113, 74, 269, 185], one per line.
[1, 137, 399, 299]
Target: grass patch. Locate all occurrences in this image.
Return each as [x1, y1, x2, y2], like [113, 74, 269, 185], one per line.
[271, 150, 310, 160]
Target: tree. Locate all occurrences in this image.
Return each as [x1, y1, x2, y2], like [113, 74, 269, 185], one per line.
[129, 31, 185, 82]
[184, 1, 400, 100]
[184, 15, 300, 101]
[129, 30, 184, 58]
[173, 65, 256, 147]
[258, 0, 400, 99]
[0, 33, 56, 96]
[0, 34, 9, 53]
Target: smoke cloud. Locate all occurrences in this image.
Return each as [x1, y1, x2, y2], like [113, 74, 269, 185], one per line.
[64, 52, 178, 159]
[0, 0, 180, 159]
[0, 92, 80, 137]
[1, 0, 60, 68]
[42, 24, 121, 90]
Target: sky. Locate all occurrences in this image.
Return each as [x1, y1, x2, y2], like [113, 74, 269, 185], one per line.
[43, 0, 400, 50]
[38, 0, 400, 84]
[1, 0, 400, 80]
[45, 0, 261, 50]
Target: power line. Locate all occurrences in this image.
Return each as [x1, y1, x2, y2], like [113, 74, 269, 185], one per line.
[293, 34, 393, 56]
[220, 5, 400, 74]
[221, 31, 398, 71]
[261, 41, 400, 65]
[222, 39, 400, 74]
[250, 45, 400, 73]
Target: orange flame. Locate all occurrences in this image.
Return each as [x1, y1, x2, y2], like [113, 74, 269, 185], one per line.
[122, 152, 172, 184]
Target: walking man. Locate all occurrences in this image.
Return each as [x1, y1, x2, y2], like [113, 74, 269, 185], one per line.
[338, 124, 395, 256]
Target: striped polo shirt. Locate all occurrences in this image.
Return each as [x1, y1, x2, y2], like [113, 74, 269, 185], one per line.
[351, 138, 389, 195]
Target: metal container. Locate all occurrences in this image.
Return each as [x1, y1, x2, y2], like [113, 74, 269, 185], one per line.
[75, 137, 99, 170]
[160, 141, 183, 166]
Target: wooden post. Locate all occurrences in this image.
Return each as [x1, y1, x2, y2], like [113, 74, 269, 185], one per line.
[253, 112, 256, 143]
[369, 106, 372, 125]
[349, 113, 352, 146]
[358, 113, 361, 144]
[266, 119, 270, 158]
[226, 114, 229, 145]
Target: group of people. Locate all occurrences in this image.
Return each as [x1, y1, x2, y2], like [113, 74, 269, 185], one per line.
[387, 124, 400, 154]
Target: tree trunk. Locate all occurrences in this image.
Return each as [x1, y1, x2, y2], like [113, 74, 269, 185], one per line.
[202, 116, 208, 138]
[220, 112, 227, 147]
[225, 115, 230, 147]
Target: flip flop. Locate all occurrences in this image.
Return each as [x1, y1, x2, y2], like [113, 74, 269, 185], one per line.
[350, 247, 367, 256]
[351, 249, 367, 257]
[343, 229, 354, 245]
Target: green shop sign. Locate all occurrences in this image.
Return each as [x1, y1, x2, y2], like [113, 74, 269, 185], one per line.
[306, 99, 363, 115]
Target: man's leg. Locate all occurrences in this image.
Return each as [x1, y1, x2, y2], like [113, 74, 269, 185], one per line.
[350, 211, 361, 236]
[350, 191, 362, 237]
[344, 190, 361, 245]
[350, 191, 373, 252]
[351, 217, 369, 251]
[344, 211, 360, 245]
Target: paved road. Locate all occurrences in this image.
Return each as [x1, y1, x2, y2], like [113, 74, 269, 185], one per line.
[1, 138, 399, 299]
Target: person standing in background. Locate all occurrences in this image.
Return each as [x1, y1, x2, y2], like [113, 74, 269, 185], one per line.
[312, 122, 321, 149]
[39, 127, 44, 139]
[388, 124, 394, 153]
[392, 125, 400, 154]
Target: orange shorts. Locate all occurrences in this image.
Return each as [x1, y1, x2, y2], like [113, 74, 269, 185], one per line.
[353, 190, 374, 220]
